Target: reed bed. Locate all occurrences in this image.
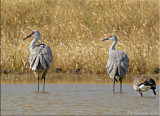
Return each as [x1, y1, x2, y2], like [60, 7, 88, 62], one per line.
[1, 0, 159, 75]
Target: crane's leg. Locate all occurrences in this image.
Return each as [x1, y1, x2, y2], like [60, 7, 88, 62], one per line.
[37, 72, 39, 91]
[119, 78, 122, 92]
[139, 91, 143, 97]
[43, 77, 45, 92]
[34, 71, 39, 91]
[113, 79, 115, 92]
[42, 69, 48, 92]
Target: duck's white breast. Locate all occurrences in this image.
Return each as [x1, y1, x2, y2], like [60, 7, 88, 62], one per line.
[139, 84, 151, 92]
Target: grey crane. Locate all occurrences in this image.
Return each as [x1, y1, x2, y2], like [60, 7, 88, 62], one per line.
[23, 30, 53, 91]
[101, 35, 129, 92]
[133, 74, 156, 97]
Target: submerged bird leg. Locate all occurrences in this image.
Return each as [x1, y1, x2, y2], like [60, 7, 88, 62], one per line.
[119, 78, 122, 92]
[113, 79, 115, 92]
[42, 69, 48, 92]
[43, 77, 45, 92]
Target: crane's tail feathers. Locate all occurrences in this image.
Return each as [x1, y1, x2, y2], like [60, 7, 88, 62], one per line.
[32, 56, 40, 71]
[40, 54, 48, 69]
[121, 62, 129, 71]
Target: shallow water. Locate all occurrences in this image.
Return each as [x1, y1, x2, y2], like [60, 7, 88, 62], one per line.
[1, 83, 159, 115]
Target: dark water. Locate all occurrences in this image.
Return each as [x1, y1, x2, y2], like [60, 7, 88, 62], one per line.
[1, 84, 159, 115]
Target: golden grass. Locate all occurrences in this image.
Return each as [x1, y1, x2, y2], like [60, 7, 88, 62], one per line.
[1, 0, 159, 75]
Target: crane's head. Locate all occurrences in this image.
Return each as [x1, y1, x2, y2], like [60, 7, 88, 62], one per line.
[101, 34, 117, 42]
[23, 30, 40, 40]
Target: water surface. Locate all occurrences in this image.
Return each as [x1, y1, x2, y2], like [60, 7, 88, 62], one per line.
[1, 83, 159, 115]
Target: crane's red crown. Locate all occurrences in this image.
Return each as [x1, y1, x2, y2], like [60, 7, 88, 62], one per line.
[32, 31, 35, 34]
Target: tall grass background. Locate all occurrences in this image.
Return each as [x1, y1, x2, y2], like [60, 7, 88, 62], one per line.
[1, 0, 159, 75]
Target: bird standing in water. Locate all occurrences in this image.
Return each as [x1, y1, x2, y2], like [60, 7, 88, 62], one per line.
[101, 35, 129, 92]
[23, 30, 53, 91]
[133, 75, 156, 97]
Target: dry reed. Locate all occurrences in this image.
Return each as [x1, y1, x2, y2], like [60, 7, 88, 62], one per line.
[1, 0, 159, 75]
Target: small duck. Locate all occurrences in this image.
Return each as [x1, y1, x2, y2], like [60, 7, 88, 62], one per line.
[133, 74, 156, 97]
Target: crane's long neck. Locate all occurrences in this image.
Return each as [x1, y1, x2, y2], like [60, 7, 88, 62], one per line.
[109, 40, 117, 55]
[29, 36, 40, 52]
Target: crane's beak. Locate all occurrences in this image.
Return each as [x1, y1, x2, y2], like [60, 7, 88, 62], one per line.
[100, 38, 109, 41]
[23, 34, 33, 40]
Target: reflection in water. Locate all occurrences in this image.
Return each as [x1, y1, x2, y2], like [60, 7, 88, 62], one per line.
[1, 73, 136, 84]
[1, 84, 159, 115]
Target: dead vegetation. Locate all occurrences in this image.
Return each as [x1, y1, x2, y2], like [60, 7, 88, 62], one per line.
[1, 0, 159, 75]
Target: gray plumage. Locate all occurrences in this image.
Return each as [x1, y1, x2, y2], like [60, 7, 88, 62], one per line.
[23, 30, 53, 91]
[107, 50, 129, 81]
[29, 44, 52, 71]
[101, 35, 129, 92]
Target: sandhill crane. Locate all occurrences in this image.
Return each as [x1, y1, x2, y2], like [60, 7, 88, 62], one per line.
[23, 30, 53, 91]
[101, 35, 129, 92]
[133, 74, 156, 97]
